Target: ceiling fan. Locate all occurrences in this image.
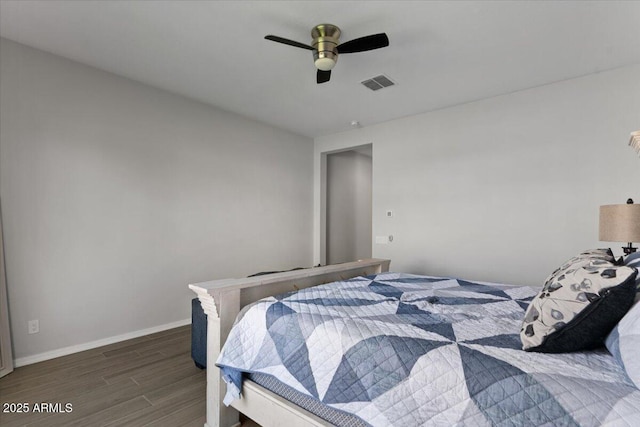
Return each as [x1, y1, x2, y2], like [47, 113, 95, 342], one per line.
[265, 24, 389, 84]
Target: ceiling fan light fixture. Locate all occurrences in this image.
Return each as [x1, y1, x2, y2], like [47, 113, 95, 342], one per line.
[264, 23, 389, 84]
[315, 57, 336, 71]
[312, 25, 339, 72]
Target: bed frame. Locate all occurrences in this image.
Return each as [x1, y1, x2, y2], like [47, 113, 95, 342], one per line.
[189, 258, 391, 427]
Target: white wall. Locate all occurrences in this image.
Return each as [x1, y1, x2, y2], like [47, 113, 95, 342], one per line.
[0, 39, 313, 362]
[315, 64, 640, 287]
[326, 150, 372, 264]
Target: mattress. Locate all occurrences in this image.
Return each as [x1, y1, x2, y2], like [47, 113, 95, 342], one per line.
[248, 372, 367, 427]
[217, 272, 640, 426]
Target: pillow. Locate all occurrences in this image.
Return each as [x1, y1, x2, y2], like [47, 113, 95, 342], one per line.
[625, 251, 640, 268]
[542, 248, 617, 287]
[521, 252, 637, 353]
[605, 300, 640, 388]
[623, 251, 640, 302]
[578, 248, 617, 261]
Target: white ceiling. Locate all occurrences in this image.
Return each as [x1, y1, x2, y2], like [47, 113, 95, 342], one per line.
[1, 1, 639, 138]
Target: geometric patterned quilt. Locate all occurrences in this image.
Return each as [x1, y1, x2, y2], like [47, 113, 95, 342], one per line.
[216, 273, 640, 426]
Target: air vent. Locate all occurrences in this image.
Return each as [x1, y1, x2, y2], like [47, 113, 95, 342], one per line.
[361, 75, 395, 91]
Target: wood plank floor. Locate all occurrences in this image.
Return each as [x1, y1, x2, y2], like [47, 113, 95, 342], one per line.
[0, 325, 210, 427]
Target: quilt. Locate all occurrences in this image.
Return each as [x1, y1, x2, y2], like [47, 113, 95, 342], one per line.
[216, 272, 640, 426]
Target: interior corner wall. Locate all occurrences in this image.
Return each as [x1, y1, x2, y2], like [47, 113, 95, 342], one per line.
[0, 38, 314, 362]
[314, 64, 640, 287]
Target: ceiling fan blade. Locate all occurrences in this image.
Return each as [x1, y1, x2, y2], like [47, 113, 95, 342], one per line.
[264, 35, 314, 50]
[337, 33, 389, 54]
[317, 70, 331, 84]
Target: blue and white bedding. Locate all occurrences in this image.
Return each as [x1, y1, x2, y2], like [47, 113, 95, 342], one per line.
[216, 272, 640, 426]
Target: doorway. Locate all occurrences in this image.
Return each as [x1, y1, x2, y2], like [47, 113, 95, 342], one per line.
[324, 145, 372, 265]
[0, 200, 13, 378]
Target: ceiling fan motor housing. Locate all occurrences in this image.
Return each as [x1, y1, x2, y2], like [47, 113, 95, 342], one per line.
[312, 24, 340, 71]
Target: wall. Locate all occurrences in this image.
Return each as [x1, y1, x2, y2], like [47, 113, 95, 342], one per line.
[315, 64, 640, 287]
[0, 39, 313, 363]
[326, 150, 372, 264]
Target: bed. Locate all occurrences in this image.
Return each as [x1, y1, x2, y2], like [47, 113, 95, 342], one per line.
[189, 257, 640, 427]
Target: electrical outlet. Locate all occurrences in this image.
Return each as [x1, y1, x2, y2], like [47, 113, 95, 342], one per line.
[28, 319, 39, 334]
[376, 236, 394, 244]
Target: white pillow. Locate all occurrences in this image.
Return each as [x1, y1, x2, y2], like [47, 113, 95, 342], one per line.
[606, 300, 640, 388]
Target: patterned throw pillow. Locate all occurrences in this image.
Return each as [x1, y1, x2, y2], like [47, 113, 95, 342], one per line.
[521, 250, 637, 353]
[541, 248, 617, 286]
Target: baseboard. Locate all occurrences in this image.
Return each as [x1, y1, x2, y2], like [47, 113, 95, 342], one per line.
[14, 318, 191, 367]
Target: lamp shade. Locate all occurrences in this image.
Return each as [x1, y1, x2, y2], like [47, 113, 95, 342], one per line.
[599, 204, 640, 243]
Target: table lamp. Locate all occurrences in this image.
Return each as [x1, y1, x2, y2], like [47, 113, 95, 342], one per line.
[600, 199, 640, 255]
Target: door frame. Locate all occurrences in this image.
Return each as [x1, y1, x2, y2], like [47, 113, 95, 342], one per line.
[0, 198, 14, 378]
[319, 143, 372, 266]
